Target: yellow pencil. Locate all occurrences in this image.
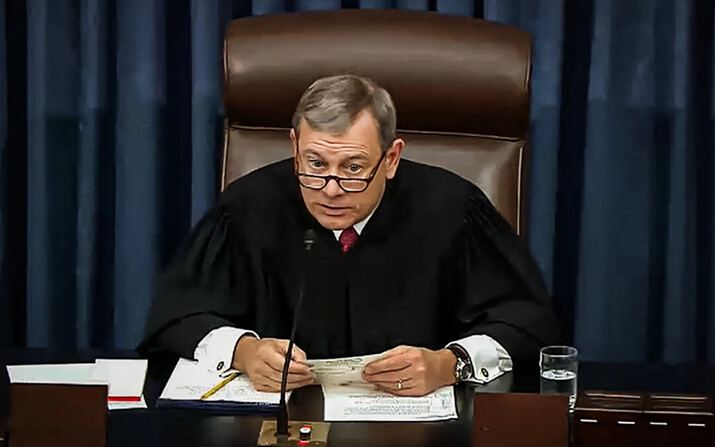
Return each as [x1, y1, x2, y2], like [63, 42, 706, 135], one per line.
[200, 372, 239, 400]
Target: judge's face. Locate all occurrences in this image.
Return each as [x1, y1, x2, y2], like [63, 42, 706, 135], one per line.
[291, 110, 404, 231]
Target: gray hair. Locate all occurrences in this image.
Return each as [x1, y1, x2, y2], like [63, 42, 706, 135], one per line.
[291, 74, 396, 152]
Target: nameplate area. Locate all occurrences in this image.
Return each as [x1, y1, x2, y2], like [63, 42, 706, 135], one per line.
[8, 383, 107, 447]
[473, 393, 569, 447]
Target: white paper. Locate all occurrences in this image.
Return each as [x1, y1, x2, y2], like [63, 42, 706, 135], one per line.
[94, 359, 148, 398]
[108, 395, 148, 411]
[306, 354, 381, 386]
[322, 384, 458, 422]
[159, 358, 288, 404]
[7, 363, 101, 385]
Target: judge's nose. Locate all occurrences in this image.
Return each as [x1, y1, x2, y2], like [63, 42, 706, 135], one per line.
[322, 178, 344, 198]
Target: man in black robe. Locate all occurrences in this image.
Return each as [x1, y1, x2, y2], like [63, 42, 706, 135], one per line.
[140, 74, 558, 397]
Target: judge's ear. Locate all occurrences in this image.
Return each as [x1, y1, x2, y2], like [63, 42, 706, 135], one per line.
[384, 138, 405, 180]
[290, 129, 298, 157]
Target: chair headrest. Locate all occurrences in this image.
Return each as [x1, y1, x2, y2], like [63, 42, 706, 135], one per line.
[223, 9, 531, 139]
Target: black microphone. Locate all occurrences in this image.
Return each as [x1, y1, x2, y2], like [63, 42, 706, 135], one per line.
[258, 230, 328, 446]
[276, 230, 316, 437]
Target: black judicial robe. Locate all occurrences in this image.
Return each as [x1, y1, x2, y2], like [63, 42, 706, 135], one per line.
[139, 159, 559, 369]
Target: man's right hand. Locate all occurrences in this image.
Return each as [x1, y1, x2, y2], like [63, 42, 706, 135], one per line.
[232, 336, 315, 392]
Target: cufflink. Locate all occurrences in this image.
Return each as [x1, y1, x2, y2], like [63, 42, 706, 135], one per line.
[217, 361, 225, 371]
[481, 367, 489, 379]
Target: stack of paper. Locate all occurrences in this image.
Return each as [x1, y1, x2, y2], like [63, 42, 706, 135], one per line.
[306, 353, 459, 422]
[6, 363, 98, 385]
[157, 358, 288, 413]
[6, 359, 148, 411]
[94, 359, 148, 410]
[322, 383, 458, 421]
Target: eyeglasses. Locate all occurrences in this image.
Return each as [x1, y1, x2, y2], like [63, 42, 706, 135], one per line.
[295, 151, 386, 193]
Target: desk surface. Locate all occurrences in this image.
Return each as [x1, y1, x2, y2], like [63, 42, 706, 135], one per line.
[1, 349, 714, 447]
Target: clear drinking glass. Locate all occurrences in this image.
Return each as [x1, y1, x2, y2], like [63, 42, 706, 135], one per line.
[540, 345, 578, 410]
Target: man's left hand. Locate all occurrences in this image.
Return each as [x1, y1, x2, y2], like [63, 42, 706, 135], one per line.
[362, 345, 457, 397]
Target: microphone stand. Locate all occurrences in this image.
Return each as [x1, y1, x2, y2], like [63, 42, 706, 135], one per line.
[257, 230, 330, 446]
[276, 256, 306, 437]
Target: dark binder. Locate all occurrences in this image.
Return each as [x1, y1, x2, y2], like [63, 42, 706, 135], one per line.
[156, 397, 280, 414]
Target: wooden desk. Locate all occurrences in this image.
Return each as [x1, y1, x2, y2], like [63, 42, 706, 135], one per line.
[1, 349, 714, 447]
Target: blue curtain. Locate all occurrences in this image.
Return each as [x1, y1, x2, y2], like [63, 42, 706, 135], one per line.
[1, 0, 713, 364]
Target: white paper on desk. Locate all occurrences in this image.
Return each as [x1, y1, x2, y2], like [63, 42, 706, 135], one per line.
[94, 358, 147, 398]
[306, 354, 381, 386]
[160, 358, 288, 404]
[322, 384, 458, 422]
[6, 363, 100, 385]
[93, 359, 148, 410]
[108, 395, 148, 411]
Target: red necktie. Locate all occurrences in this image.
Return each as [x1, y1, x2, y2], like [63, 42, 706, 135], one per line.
[339, 227, 358, 253]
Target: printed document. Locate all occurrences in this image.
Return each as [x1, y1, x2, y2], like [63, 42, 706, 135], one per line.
[159, 358, 288, 405]
[306, 354, 381, 386]
[322, 384, 458, 422]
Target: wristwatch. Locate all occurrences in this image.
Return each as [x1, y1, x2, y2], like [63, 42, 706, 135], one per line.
[447, 344, 473, 383]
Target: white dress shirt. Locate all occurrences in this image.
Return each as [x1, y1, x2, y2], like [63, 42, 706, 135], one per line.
[193, 211, 513, 384]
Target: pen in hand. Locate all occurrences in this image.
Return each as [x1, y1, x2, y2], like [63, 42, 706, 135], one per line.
[201, 372, 239, 400]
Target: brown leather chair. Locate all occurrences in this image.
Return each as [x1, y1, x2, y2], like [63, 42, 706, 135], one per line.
[222, 9, 532, 235]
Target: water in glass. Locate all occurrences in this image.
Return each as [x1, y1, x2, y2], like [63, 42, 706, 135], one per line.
[540, 368, 577, 409]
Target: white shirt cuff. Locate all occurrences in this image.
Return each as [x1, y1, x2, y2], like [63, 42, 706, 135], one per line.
[193, 326, 259, 374]
[447, 334, 513, 384]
